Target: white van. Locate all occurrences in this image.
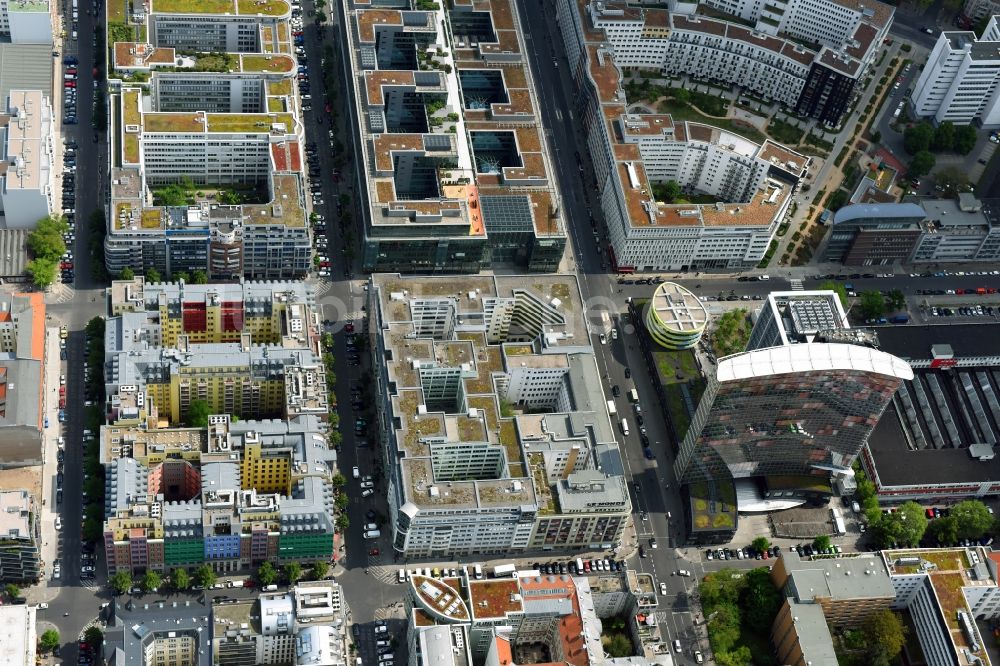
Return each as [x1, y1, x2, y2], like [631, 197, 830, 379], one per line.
[473, 564, 483, 579]
[364, 529, 381, 539]
[364, 522, 378, 531]
[620, 418, 629, 436]
[576, 557, 584, 573]
[397, 568, 406, 583]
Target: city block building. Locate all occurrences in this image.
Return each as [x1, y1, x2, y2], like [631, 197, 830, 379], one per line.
[368, 274, 631, 558]
[0, 90, 54, 228]
[405, 568, 671, 666]
[0, 489, 40, 583]
[105, 597, 214, 666]
[555, 3, 811, 271]
[911, 17, 1000, 127]
[0, 291, 45, 468]
[104, 277, 326, 425]
[0, 0, 51, 44]
[105, 0, 312, 279]
[559, 0, 891, 129]
[674, 291, 911, 541]
[212, 581, 348, 666]
[340, 0, 567, 274]
[100, 414, 336, 574]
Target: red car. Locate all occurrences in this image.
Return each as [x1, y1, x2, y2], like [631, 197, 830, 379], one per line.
[58, 398, 66, 409]
[66, 68, 77, 75]
[320, 261, 330, 268]
[344, 323, 354, 333]
[369, 548, 379, 556]
[59, 386, 65, 395]
[65, 81, 76, 88]
[60, 261, 73, 270]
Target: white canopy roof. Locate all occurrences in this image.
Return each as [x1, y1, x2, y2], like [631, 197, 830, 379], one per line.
[718, 342, 913, 382]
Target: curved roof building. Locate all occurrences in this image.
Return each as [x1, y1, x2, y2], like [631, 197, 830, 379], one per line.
[644, 282, 709, 350]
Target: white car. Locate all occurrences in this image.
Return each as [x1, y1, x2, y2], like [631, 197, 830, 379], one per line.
[659, 582, 667, 596]
[360, 481, 374, 490]
[37, 603, 48, 610]
[361, 488, 374, 497]
[54, 516, 62, 530]
[599, 333, 607, 344]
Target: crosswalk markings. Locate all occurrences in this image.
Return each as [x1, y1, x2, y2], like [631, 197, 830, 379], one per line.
[790, 279, 804, 291]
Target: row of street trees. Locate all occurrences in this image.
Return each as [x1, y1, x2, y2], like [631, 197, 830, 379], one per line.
[26, 215, 69, 288]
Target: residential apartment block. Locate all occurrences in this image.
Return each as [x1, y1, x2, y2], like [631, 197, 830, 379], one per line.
[105, 0, 312, 279]
[368, 274, 631, 558]
[562, 0, 891, 129]
[0, 605, 35, 666]
[0, 0, 52, 44]
[963, 0, 1000, 20]
[0, 291, 45, 468]
[826, 195, 1000, 265]
[101, 414, 336, 574]
[340, 0, 567, 274]
[675, 291, 911, 540]
[0, 90, 54, 228]
[104, 277, 325, 425]
[771, 548, 1000, 666]
[406, 568, 666, 666]
[911, 17, 1000, 127]
[0, 490, 40, 583]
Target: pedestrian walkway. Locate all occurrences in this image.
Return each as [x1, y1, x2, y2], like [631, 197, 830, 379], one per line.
[789, 278, 804, 291]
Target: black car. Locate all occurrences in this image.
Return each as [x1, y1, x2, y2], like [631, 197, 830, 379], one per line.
[611, 384, 621, 397]
[624, 367, 631, 378]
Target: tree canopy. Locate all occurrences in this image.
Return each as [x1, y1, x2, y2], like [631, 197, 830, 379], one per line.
[813, 534, 832, 552]
[39, 629, 60, 652]
[908, 151, 936, 178]
[951, 500, 994, 540]
[142, 569, 162, 592]
[864, 610, 907, 663]
[257, 561, 278, 586]
[903, 122, 933, 154]
[187, 399, 210, 427]
[172, 568, 190, 591]
[751, 536, 771, 554]
[25, 215, 68, 288]
[109, 570, 132, 595]
[858, 291, 885, 319]
[872, 501, 928, 548]
[192, 564, 216, 589]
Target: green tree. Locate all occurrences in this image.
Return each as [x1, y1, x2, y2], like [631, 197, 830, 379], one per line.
[192, 565, 216, 589]
[871, 130, 882, 144]
[26, 257, 58, 288]
[145, 267, 162, 283]
[335, 493, 349, 511]
[312, 560, 329, 580]
[740, 568, 780, 632]
[875, 501, 928, 548]
[859, 290, 886, 319]
[39, 629, 60, 653]
[84, 627, 104, 649]
[673, 88, 691, 105]
[887, 289, 906, 311]
[750, 536, 771, 554]
[951, 500, 994, 540]
[190, 269, 208, 284]
[284, 562, 302, 584]
[172, 568, 190, 591]
[813, 534, 832, 552]
[173, 271, 190, 283]
[652, 180, 683, 203]
[26, 215, 67, 261]
[336, 514, 350, 531]
[954, 125, 978, 155]
[903, 122, 934, 154]
[109, 570, 133, 595]
[909, 150, 936, 178]
[699, 569, 745, 610]
[120, 267, 135, 280]
[864, 610, 907, 663]
[3, 583, 20, 600]
[142, 570, 162, 593]
[706, 602, 741, 654]
[932, 121, 956, 152]
[819, 280, 849, 309]
[604, 634, 633, 658]
[331, 473, 346, 488]
[257, 561, 278, 586]
[218, 189, 242, 205]
[715, 647, 752, 666]
[186, 399, 210, 427]
[925, 515, 958, 545]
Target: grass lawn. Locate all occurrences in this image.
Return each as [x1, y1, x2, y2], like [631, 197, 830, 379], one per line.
[241, 54, 294, 72]
[152, 0, 232, 12]
[123, 134, 139, 164]
[767, 117, 805, 145]
[653, 348, 705, 441]
[108, 0, 127, 22]
[238, 0, 288, 14]
[657, 99, 768, 144]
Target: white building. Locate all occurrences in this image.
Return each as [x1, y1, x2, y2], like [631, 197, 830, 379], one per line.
[570, 1, 890, 127]
[0, 90, 53, 228]
[370, 274, 631, 558]
[911, 17, 1000, 126]
[1, 0, 52, 44]
[0, 604, 36, 666]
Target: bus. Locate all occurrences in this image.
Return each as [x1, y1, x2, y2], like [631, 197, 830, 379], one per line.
[620, 418, 630, 436]
[607, 399, 617, 416]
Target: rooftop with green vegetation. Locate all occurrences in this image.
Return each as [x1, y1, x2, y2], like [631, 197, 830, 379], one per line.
[205, 113, 295, 134]
[150, 0, 289, 15]
[122, 89, 142, 128]
[142, 112, 206, 133]
[240, 54, 294, 73]
[689, 479, 737, 532]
